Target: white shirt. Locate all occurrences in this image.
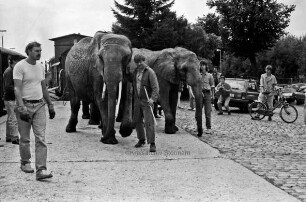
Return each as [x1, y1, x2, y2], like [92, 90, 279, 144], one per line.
[13, 59, 45, 100]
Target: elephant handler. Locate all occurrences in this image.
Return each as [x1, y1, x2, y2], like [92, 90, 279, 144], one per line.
[13, 41, 56, 181]
[131, 54, 159, 152]
[199, 60, 215, 135]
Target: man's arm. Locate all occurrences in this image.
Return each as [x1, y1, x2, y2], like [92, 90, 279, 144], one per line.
[209, 75, 215, 98]
[41, 80, 52, 105]
[42, 80, 56, 119]
[259, 74, 264, 92]
[14, 79, 25, 106]
[3, 71, 14, 95]
[149, 70, 159, 103]
[225, 83, 232, 93]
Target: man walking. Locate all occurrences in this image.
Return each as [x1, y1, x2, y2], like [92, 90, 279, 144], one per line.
[13, 41, 55, 180]
[131, 54, 159, 152]
[199, 60, 215, 136]
[3, 55, 22, 144]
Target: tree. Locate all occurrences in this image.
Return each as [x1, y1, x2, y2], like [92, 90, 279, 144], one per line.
[184, 25, 221, 59]
[149, 14, 189, 50]
[207, 0, 295, 77]
[111, 0, 175, 48]
[197, 13, 221, 36]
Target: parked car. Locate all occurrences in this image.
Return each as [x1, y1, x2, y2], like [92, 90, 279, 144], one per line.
[291, 83, 306, 90]
[214, 78, 259, 112]
[281, 85, 296, 103]
[293, 86, 306, 105]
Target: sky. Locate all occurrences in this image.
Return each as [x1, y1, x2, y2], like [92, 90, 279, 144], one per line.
[0, 0, 305, 61]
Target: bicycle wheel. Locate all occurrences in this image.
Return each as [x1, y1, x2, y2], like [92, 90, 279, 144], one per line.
[249, 101, 267, 120]
[280, 104, 298, 123]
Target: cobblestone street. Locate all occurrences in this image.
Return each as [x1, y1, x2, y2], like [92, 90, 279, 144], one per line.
[176, 101, 306, 202]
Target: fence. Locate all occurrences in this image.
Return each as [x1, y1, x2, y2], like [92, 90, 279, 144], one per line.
[277, 77, 306, 84]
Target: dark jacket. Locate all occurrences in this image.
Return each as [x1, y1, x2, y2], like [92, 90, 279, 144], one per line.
[3, 66, 15, 101]
[131, 65, 159, 103]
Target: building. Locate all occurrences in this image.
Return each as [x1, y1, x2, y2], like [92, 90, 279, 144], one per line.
[0, 47, 26, 116]
[48, 33, 89, 88]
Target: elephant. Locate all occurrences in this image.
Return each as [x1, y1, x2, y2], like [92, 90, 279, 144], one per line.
[128, 47, 203, 136]
[65, 31, 134, 144]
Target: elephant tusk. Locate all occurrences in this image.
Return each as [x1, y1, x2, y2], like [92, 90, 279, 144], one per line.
[115, 81, 122, 117]
[102, 82, 106, 100]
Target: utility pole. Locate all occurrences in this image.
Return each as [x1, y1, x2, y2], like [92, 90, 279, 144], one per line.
[216, 48, 222, 73]
[0, 30, 7, 116]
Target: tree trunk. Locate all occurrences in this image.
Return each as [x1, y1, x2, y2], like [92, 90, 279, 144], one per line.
[249, 54, 258, 78]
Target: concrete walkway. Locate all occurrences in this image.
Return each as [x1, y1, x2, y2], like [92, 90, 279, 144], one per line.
[0, 102, 300, 201]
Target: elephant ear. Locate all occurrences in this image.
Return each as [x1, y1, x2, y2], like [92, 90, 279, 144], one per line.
[152, 48, 180, 84]
[89, 31, 108, 76]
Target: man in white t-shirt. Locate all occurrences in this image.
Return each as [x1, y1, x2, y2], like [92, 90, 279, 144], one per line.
[13, 41, 55, 181]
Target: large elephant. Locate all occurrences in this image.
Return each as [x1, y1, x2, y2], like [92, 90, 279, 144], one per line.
[65, 31, 134, 144]
[128, 47, 203, 136]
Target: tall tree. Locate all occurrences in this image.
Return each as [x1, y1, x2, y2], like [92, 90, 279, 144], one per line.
[207, 0, 295, 77]
[111, 0, 175, 48]
[197, 13, 221, 36]
[184, 25, 221, 59]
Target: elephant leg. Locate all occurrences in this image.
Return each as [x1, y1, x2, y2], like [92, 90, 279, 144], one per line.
[82, 100, 90, 119]
[66, 96, 80, 133]
[159, 83, 177, 134]
[88, 102, 100, 125]
[119, 79, 133, 137]
[169, 88, 179, 132]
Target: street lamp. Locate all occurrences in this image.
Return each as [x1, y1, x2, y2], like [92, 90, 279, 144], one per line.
[0, 30, 7, 48]
[0, 30, 7, 116]
[216, 48, 222, 73]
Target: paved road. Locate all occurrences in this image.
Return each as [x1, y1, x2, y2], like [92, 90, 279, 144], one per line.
[176, 101, 306, 202]
[0, 102, 300, 202]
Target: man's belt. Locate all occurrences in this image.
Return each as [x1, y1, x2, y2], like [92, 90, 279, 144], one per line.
[23, 99, 44, 103]
[202, 89, 211, 93]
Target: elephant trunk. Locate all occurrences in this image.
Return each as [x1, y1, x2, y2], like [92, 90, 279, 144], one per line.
[104, 83, 118, 139]
[191, 83, 203, 136]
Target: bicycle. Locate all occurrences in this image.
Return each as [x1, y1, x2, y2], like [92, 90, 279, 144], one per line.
[248, 90, 298, 123]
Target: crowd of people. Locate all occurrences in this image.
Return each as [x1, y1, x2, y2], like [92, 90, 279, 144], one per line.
[2, 40, 303, 182]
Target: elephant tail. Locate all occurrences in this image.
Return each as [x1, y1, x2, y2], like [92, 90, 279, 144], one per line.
[59, 75, 73, 103]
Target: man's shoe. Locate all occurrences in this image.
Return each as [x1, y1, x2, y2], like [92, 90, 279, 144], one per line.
[268, 116, 272, 121]
[6, 138, 11, 142]
[205, 129, 212, 134]
[20, 163, 34, 173]
[135, 140, 145, 148]
[36, 170, 53, 181]
[217, 112, 223, 115]
[12, 139, 19, 145]
[150, 143, 156, 152]
[228, 111, 231, 115]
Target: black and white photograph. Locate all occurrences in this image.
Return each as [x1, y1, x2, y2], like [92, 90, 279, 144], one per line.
[1, 0, 306, 201]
